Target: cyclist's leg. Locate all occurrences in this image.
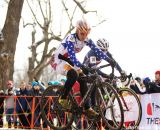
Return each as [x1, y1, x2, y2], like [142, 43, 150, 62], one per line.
[56, 62, 78, 99]
[78, 77, 99, 118]
[61, 68, 78, 99]
[56, 62, 78, 108]
[78, 77, 90, 109]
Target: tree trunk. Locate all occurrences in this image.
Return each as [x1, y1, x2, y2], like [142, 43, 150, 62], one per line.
[0, 0, 24, 90]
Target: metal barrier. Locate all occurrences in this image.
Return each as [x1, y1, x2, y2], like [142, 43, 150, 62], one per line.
[0, 95, 104, 130]
[0, 95, 46, 129]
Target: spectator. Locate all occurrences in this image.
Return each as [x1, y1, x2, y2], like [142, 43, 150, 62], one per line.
[147, 70, 160, 93]
[32, 77, 46, 92]
[154, 70, 160, 84]
[28, 82, 46, 129]
[16, 81, 29, 129]
[0, 90, 4, 127]
[130, 71, 160, 94]
[130, 77, 147, 94]
[5, 80, 17, 128]
[26, 84, 32, 91]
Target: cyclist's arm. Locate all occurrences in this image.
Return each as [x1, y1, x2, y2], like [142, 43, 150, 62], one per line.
[83, 49, 107, 76]
[86, 39, 113, 64]
[66, 41, 82, 67]
[106, 51, 122, 73]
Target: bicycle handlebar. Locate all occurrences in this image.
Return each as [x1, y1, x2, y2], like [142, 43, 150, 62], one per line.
[114, 73, 132, 86]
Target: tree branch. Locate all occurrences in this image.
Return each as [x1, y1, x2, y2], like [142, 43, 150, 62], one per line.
[73, 0, 97, 14]
[26, 0, 44, 29]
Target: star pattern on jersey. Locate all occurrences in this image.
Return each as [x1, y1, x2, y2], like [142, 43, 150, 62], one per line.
[87, 40, 109, 61]
[66, 41, 82, 67]
[64, 35, 112, 68]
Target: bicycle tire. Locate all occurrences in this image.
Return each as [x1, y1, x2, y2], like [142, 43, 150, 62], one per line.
[71, 114, 95, 130]
[41, 85, 74, 130]
[96, 82, 124, 130]
[118, 88, 142, 129]
[70, 92, 95, 130]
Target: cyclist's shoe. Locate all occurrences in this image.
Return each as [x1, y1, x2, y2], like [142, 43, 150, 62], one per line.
[104, 94, 109, 100]
[58, 98, 70, 109]
[85, 108, 99, 118]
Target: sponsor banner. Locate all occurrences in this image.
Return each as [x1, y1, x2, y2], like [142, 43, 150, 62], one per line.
[139, 93, 160, 130]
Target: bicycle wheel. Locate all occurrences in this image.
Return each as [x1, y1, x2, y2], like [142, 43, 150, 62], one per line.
[41, 86, 74, 130]
[71, 114, 95, 130]
[70, 94, 96, 130]
[118, 88, 142, 129]
[96, 82, 124, 130]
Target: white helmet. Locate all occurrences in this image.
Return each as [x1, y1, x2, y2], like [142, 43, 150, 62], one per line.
[76, 19, 91, 34]
[96, 38, 109, 50]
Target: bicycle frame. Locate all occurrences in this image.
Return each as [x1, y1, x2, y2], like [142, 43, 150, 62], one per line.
[68, 73, 104, 115]
[41, 63, 125, 130]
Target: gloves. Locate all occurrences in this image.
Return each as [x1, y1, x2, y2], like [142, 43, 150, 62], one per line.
[58, 54, 74, 66]
[120, 70, 126, 75]
[80, 65, 89, 75]
[120, 70, 127, 82]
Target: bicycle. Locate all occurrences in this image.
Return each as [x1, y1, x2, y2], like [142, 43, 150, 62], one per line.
[106, 73, 142, 129]
[40, 64, 124, 130]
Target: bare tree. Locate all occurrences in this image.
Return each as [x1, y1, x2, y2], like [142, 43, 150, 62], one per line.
[23, 0, 104, 82]
[0, 0, 24, 90]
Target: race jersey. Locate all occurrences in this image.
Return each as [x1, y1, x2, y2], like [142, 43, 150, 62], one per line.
[83, 49, 122, 73]
[53, 33, 112, 69]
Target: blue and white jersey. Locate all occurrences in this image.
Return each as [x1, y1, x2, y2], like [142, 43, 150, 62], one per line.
[54, 33, 112, 68]
[83, 49, 122, 73]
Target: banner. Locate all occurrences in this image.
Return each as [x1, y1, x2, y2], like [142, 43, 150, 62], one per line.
[139, 93, 160, 130]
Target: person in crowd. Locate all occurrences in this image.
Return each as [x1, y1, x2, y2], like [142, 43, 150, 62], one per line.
[32, 77, 46, 92]
[16, 81, 29, 129]
[28, 81, 46, 129]
[46, 80, 66, 128]
[131, 71, 160, 94]
[130, 77, 147, 94]
[5, 80, 17, 128]
[26, 83, 32, 91]
[50, 19, 116, 118]
[0, 90, 5, 127]
[147, 70, 160, 93]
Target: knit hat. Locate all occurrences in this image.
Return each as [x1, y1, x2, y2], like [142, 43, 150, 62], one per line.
[31, 81, 39, 87]
[48, 81, 61, 86]
[61, 78, 67, 83]
[143, 77, 151, 85]
[155, 70, 160, 75]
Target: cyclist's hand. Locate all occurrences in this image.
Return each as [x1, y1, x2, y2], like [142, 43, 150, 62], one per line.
[120, 70, 127, 82]
[80, 65, 89, 75]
